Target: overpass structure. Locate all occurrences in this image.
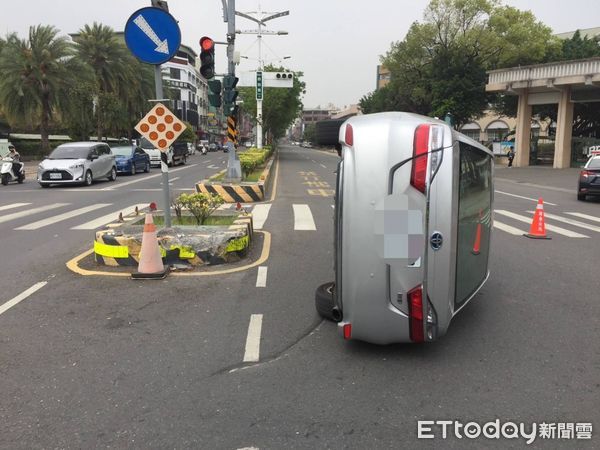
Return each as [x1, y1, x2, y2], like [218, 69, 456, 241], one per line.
[486, 58, 600, 168]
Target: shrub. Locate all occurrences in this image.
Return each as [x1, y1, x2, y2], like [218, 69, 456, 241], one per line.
[177, 192, 224, 226]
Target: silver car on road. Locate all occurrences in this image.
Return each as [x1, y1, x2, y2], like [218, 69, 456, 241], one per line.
[38, 142, 117, 188]
[325, 112, 493, 344]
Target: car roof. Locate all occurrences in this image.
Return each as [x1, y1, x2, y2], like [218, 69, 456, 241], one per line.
[57, 141, 106, 148]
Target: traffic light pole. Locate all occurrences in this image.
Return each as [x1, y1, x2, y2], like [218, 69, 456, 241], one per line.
[154, 65, 172, 227]
[225, 0, 241, 180]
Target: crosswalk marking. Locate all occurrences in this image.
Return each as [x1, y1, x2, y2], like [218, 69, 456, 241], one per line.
[293, 204, 316, 231]
[0, 203, 69, 225]
[493, 221, 524, 236]
[566, 212, 600, 223]
[252, 204, 272, 230]
[71, 203, 148, 230]
[495, 210, 589, 238]
[528, 211, 600, 233]
[0, 203, 31, 212]
[15, 204, 112, 230]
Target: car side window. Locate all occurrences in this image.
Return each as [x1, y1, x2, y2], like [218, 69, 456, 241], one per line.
[100, 145, 110, 156]
[89, 148, 99, 159]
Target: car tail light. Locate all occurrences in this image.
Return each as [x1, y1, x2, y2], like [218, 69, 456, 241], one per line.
[581, 170, 592, 178]
[407, 285, 424, 343]
[343, 323, 352, 340]
[344, 124, 353, 146]
[411, 125, 429, 193]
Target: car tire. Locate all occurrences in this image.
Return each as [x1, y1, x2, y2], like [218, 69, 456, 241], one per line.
[577, 193, 586, 201]
[131, 164, 136, 175]
[1, 173, 9, 185]
[108, 167, 117, 181]
[144, 162, 150, 173]
[84, 170, 93, 186]
[315, 282, 341, 322]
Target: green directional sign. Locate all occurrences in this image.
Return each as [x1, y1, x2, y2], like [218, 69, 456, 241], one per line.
[256, 71, 263, 100]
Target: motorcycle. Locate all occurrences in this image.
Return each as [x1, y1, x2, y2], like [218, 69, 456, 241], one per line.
[1, 157, 25, 185]
[201, 146, 208, 156]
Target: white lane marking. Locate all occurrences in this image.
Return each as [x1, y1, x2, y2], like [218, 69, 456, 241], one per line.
[0, 282, 47, 316]
[311, 159, 317, 163]
[71, 203, 148, 230]
[0, 203, 69, 225]
[494, 190, 557, 206]
[493, 220, 524, 235]
[252, 204, 272, 230]
[160, 176, 180, 185]
[320, 164, 327, 169]
[243, 314, 263, 362]
[293, 204, 316, 231]
[207, 165, 219, 169]
[0, 203, 31, 212]
[102, 164, 198, 190]
[256, 266, 268, 288]
[16, 204, 111, 230]
[528, 211, 600, 233]
[566, 212, 600, 223]
[495, 210, 589, 238]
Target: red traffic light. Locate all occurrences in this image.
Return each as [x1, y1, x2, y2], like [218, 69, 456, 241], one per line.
[200, 36, 214, 51]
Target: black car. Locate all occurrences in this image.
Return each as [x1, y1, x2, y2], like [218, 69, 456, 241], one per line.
[577, 155, 600, 201]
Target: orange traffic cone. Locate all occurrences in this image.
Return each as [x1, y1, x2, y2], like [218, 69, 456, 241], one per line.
[472, 210, 482, 255]
[131, 213, 169, 279]
[524, 198, 551, 240]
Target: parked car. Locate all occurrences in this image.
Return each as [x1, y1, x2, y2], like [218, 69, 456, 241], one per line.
[38, 142, 117, 187]
[577, 155, 600, 201]
[111, 145, 150, 175]
[139, 137, 165, 168]
[208, 143, 217, 152]
[315, 112, 493, 344]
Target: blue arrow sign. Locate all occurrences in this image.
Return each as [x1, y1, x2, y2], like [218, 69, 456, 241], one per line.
[125, 7, 181, 65]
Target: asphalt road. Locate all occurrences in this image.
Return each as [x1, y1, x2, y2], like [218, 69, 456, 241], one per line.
[0, 145, 598, 449]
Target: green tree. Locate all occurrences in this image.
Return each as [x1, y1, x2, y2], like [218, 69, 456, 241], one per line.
[179, 121, 196, 142]
[303, 123, 316, 142]
[73, 23, 134, 141]
[0, 26, 77, 152]
[239, 66, 305, 140]
[560, 30, 600, 61]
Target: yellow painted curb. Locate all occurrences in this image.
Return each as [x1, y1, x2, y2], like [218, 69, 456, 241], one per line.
[66, 231, 272, 278]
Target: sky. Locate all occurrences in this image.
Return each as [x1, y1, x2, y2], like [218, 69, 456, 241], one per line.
[1, 0, 599, 109]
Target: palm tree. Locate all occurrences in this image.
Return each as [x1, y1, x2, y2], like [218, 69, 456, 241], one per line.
[72, 23, 133, 141]
[0, 26, 74, 152]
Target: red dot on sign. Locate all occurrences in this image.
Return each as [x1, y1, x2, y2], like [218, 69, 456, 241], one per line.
[149, 132, 158, 140]
[157, 123, 166, 132]
[148, 115, 157, 124]
[166, 131, 175, 139]
[165, 115, 174, 124]
[140, 123, 149, 132]
[158, 139, 167, 148]
[173, 123, 182, 132]
[156, 107, 165, 116]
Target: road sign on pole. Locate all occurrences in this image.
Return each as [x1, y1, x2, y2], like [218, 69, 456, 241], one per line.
[125, 7, 181, 65]
[135, 103, 185, 151]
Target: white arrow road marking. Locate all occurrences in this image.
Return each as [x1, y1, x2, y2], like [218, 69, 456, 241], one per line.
[243, 314, 263, 362]
[0, 281, 47, 316]
[133, 14, 169, 54]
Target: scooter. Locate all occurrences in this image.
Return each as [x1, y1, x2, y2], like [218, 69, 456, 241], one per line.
[1, 157, 25, 185]
[201, 146, 208, 156]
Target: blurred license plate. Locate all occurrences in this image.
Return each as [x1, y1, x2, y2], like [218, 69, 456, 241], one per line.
[49, 173, 62, 180]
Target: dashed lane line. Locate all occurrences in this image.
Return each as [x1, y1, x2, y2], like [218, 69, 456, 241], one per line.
[101, 164, 198, 190]
[293, 204, 316, 231]
[0, 203, 69, 225]
[15, 204, 112, 230]
[243, 314, 263, 363]
[251, 204, 272, 230]
[0, 281, 48, 317]
[256, 266, 268, 287]
[495, 210, 589, 238]
[494, 190, 557, 206]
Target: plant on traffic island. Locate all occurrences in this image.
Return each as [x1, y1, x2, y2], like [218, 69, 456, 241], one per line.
[177, 192, 224, 226]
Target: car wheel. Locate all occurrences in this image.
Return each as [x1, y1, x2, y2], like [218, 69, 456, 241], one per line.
[577, 193, 586, 201]
[84, 170, 93, 186]
[315, 282, 341, 322]
[1, 173, 9, 185]
[108, 167, 117, 181]
[131, 164, 136, 175]
[144, 162, 150, 173]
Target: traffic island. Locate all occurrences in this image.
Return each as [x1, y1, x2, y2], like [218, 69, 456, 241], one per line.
[93, 209, 253, 270]
[195, 148, 275, 203]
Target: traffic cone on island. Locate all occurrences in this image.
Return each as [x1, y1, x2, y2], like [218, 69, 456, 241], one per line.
[131, 213, 169, 279]
[524, 198, 551, 240]
[471, 209, 482, 255]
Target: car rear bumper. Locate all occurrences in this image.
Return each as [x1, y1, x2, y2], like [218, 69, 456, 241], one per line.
[578, 182, 600, 194]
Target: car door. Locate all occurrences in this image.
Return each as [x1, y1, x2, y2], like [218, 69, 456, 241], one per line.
[101, 144, 114, 176]
[135, 147, 146, 170]
[88, 147, 101, 178]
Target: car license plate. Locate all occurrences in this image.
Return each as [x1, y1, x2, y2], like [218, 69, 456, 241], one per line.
[49, 173, 62, 180]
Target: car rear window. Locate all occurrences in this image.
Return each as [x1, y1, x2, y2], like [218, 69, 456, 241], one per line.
[111, 147, 133, 156]
[49, 146, 90, 159]
[587, 157, 600, 169]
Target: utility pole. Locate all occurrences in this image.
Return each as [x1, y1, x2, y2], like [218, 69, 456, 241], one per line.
[236, 6, 289, 149]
